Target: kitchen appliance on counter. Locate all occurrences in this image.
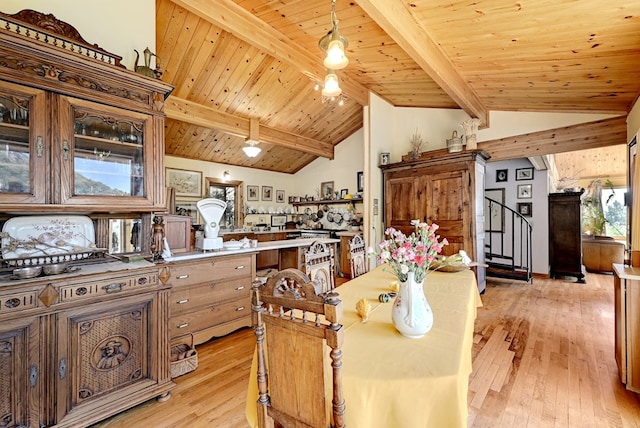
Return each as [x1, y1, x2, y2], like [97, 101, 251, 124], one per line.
[196, 198, 226, 251]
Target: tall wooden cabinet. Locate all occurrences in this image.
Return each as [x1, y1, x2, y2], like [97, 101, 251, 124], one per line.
[381, 149, 488, 292]
[548, 191, 585, 282]
[0, 10, 172, 213]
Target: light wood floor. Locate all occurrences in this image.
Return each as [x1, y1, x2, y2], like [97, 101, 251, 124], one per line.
[93, 273, 640, 428]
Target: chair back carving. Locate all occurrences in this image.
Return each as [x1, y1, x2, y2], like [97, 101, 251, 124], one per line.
[304, 241, 335, 293]
[252, 268, 345, 428]
[349, 235, 368, 278]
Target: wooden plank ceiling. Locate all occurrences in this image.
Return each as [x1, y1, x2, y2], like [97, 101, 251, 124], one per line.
[157, 0, 640, 174]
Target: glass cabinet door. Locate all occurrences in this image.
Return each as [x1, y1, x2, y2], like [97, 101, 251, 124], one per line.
[0, 82, 46, 204]
[57, 96, 156, 208]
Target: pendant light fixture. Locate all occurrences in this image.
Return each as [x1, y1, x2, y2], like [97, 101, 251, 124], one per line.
[322, 70, 342, 98]
[318, 0, 348, 70]
[242, 118, 262, 158]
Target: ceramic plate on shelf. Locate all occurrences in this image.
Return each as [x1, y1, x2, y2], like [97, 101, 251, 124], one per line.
[2, 215, 96, 260]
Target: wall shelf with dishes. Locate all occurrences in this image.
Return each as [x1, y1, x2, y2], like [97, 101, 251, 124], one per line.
[292, 197, 363, 207]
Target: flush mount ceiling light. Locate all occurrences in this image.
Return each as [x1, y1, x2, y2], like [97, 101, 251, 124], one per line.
[318, 0, 348, 70]
[242, 118, 262, 158]
[242, 141, 261, 157]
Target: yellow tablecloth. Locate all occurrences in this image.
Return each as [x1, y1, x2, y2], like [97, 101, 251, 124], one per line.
[246, 264, 482, 428]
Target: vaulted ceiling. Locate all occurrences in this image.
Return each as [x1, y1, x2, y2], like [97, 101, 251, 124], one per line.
[157, 0, 640, 174]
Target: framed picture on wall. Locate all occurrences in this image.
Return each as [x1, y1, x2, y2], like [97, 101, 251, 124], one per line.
[357, 171, 364, 192]
[262, 186, 273, 201]
[484, 188, 505, 232]
[165, 168, 202, 197]
[247, 185, 259, 201]
[276, 190, 285, 203]
[496, 169, 508, 182]
[320, 181, 334, 199]
[516, 167, 534, 181]
[517, 184, 533, 199]
[517, 202, 533, 217]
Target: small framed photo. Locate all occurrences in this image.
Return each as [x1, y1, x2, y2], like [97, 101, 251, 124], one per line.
[516, 167, 534, 181]
[262, 186, 273, 201]
[271, 214, 287, 227]
[340, 188, 348, 198]
[517, 184, 533, 199]
[357, 171, 364, 192]
[379, 152, 390, 166]
[321, 181, 334, 199]
[517, 202, 532, 217]
[166, 168, 202, 197]
[247, 185, 259, 201]
[276, 190, 285, 203]
[496, 169, 508, 182]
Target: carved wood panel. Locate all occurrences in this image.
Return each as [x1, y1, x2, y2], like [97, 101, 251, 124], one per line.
[71, 303, 149, 404]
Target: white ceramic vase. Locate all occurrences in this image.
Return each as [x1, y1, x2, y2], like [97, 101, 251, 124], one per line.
[391, 271, 433, 338]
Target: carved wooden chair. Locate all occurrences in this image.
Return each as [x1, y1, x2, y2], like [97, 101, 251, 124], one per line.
[252, 268, 345, 428]
[303, 241, 336, 293]
[348, 235, 368, 279]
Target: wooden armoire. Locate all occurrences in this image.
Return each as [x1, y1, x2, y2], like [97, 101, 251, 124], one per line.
[548, 190, 586, 282]
[380, 149, 489, 292]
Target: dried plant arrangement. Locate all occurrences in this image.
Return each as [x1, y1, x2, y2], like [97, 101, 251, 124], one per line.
[408, 129, 425, 160]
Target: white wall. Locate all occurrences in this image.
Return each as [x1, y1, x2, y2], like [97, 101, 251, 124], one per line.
[2, 0, 155, 70]
[485, 159, 550, 274]
[294, 128, 364, 198]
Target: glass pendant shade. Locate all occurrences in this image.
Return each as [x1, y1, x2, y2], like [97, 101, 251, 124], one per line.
[242, 140, 261, 158]
[322, 72, 342, 97]
[324, 39, 348, 69]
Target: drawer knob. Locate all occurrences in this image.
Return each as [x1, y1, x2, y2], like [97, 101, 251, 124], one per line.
[235, 286, 245, 291]
[236, 306, 246, 311]
[176, 299, 189, 304]
[176, 322, 189, 329]
[176, 274, 189, 279]
[235, 265, 245, 270]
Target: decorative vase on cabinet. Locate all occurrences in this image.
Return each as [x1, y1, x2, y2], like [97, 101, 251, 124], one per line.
[392, 271, 433, 338]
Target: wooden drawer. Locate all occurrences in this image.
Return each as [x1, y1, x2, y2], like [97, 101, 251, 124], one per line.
[170, 277, 251, 316]
[169, 254, 253, 288]
[170, 296, 250, 337]
[58, 271, 159, 303]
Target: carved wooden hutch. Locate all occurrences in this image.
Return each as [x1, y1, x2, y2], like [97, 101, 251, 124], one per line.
[0, 10, 174, 427]
[380, 149, 488, 292]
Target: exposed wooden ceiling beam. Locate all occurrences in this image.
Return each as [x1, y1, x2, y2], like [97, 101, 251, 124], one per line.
[354, 0, 489, 126]
[165, 96, 335, 159]
[479, 116, 627, 162]
[170, 0, 369, 106]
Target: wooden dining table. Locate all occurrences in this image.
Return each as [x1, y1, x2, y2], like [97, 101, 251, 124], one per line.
[245, 263, 482, 427]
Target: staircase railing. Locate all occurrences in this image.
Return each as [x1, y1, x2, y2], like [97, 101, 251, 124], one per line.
[484, 197, 533, 282]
